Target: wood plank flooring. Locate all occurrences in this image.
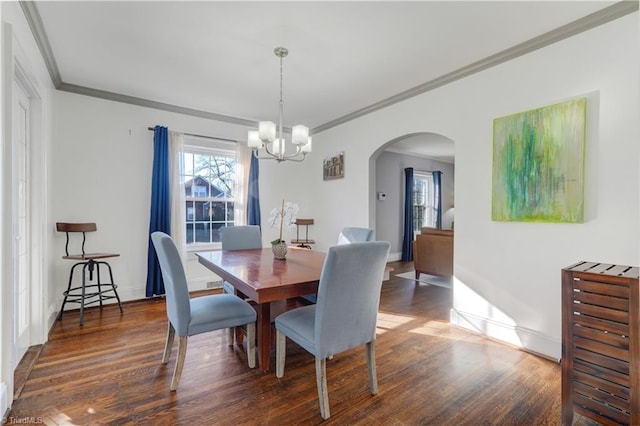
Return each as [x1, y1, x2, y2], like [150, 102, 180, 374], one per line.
[10, 261, 598, 425]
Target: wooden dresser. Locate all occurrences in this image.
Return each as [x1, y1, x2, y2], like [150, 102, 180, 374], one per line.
[562, 261, 640, 425]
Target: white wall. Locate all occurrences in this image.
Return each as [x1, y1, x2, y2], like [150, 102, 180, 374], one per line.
[375, 150, 455, 259]
[303, 13, 639, 360]
[44, 8, 640, 363]
[51, 93, 243, 298]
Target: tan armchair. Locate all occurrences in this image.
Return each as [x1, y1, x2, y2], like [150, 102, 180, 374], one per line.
[413, 228, 453, 279]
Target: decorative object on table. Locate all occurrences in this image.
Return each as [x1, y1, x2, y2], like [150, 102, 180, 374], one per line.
[323, 151, 344, 180]
[269, 200, 299, 259]
[492, 97, 586, 223]
[247, 47, 312, 163]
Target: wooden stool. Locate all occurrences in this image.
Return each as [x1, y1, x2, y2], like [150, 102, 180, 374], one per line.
[56, 223, 123, 325]
[290, 219, 315, 249]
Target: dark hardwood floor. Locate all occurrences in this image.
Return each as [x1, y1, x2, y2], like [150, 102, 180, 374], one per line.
[11, 261, 597, 425]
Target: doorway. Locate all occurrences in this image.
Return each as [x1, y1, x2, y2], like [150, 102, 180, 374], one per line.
[12, 80, 31, 367]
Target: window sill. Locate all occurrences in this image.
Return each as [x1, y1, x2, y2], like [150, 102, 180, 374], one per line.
[186, 243, 221, 259]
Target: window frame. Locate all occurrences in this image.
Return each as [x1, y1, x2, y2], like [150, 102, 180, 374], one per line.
[182, 137, 237, 252]
[413, 172, 436, 234]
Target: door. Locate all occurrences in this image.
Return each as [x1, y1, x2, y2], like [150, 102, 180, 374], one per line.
[13, 80, 31, 366]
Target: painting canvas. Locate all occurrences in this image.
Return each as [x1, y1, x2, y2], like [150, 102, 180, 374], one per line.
[492, 98, 586, 223]
[323, 152, 344, 180]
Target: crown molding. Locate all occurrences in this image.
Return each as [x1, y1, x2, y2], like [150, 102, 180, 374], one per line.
[57, 82, 258, 127]
[19, 1, 62, 87]
[21, 1, 638, 134]
[312, 1, 639, 134]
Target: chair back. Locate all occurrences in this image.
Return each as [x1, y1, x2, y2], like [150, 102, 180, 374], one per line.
[151, 232, 191, 336]
[314, 241, 390, 358]
[337, 227, 374, 245]
[56, 222, 97, 256]
[220, 225, 262, 250]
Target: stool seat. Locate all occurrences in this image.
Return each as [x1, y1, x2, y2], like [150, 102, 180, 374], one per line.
[62, 253, 120, 261]
[56, 222, 123, 326]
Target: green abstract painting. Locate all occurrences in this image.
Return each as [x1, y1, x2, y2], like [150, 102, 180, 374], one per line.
[492, 98, 586, 223]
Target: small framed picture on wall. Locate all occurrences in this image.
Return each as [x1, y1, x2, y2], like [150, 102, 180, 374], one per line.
[323, 151, 345, 180]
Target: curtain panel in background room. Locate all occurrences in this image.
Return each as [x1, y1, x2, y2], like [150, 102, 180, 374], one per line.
[433, 171, 442, 229]
[401, 167, 414, 261]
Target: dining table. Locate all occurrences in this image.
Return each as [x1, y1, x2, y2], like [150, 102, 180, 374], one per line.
[196, 246, 326, 371]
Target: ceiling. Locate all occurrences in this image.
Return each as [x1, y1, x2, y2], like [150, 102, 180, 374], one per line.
[29, 1, 631, 159]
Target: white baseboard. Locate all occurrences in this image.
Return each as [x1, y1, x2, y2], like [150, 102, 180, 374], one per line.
[450, 308, 561, 362]
[388, 251, 402, 262]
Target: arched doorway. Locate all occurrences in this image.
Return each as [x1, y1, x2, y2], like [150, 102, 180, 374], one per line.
[369, 132, 455, 261]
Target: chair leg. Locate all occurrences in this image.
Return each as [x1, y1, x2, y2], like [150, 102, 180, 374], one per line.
[170, 335, 188, 391]
[227, 327, 235, 346]
[58, 262, 84, 320]
[79, 263, 89, 326]
[103, 261, 124, 313]
[162, 322, 175, 364]
[275, 329, 286, 378]
[93, 261, 103, 307]
[246, 322, 256, 369]
[315, 357, 330, 420]
[366, 341, 378, 395]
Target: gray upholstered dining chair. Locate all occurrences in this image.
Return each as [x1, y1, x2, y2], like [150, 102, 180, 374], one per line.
[337, 226, 374, 245]
[151, 232, 257, 391]
[220, 225, 262, 294]
[275, 241, 390, 420]
[301, 226, 376, 304]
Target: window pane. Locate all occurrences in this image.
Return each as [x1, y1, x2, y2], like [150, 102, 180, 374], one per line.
[195, 222, 210, 243]
[185, 223, 194, 244]
[413, 175, 434, 232]
[209, 201, 225, 221]
[183, 152, 194, 176]
[227, 202, 234, 221]
[212, 223, 225, 243]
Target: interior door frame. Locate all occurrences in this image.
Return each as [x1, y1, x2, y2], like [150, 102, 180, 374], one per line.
[1, 22, 48, 405]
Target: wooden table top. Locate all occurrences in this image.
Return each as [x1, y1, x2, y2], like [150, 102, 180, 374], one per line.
[196, 247, 326, 304]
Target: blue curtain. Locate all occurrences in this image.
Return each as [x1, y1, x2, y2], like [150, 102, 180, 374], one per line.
[433, 171, 443, 229]
[401, 167, 414, 261]
[145, 126, 170, 297]
[247, 154, 261, 227]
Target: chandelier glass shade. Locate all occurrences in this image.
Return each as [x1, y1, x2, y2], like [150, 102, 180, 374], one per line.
[247, 47, 312, 162]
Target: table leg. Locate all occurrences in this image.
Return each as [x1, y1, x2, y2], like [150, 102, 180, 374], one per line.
[256, 302, 271, 371]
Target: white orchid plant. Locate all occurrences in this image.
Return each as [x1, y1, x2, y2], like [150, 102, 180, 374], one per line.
[269, 200, 299, 245]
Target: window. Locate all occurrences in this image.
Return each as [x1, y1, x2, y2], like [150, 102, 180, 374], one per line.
[413, 172, 435, 233]
[182, 138, 237, 246]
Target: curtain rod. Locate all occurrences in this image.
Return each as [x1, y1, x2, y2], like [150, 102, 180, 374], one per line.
[147, 127, 237, 143]
[414, 169, 443, 175]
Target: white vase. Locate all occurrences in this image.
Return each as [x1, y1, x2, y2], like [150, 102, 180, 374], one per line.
[272, 241, 288, 260]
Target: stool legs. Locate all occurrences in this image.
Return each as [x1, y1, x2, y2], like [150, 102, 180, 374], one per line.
[98, 261, 123, 313]
[58, 260, 124, 326]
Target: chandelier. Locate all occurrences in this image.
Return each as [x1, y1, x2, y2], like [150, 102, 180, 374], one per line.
[247, 47, 312, 162]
